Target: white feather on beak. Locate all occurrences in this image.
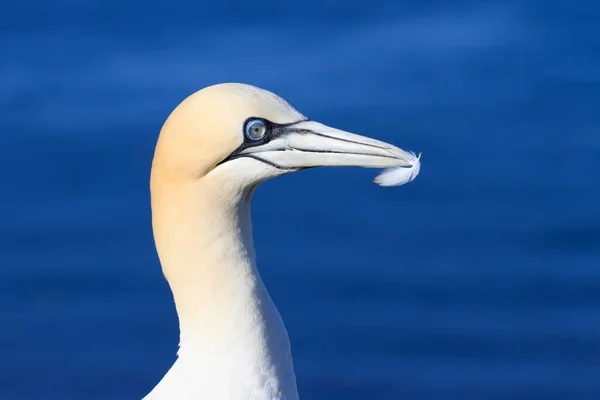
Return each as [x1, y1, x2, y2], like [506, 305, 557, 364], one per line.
[375, 152, 422, 187]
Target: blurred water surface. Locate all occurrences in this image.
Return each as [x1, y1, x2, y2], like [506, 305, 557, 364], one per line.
[1, 1, 600, 399]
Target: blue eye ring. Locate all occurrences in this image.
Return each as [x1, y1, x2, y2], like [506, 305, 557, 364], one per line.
[244, 119, 268, 141]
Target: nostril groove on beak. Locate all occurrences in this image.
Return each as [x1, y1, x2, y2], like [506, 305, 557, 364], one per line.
[297, 129, 390, 150]
[291, 148, 401, 160]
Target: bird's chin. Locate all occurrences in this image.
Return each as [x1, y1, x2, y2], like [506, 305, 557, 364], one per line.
[209, 155, 298, 191]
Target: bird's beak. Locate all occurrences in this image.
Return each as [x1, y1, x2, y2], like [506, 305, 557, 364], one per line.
[237, 120, 416, 170]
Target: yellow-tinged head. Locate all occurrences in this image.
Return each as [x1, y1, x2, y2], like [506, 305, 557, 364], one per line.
[151, 83, 416, 192]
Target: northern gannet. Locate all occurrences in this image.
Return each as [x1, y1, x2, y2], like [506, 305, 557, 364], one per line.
[144, 83, 419, 400]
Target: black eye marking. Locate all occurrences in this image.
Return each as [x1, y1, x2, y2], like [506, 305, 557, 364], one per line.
[216, 118, 309, 167]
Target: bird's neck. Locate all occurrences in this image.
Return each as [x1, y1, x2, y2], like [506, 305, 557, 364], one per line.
[149, 177, 298, 399]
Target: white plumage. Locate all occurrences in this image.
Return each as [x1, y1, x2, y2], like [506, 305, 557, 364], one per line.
[144, 83, 422, 400]
[375, 151, 422, 187]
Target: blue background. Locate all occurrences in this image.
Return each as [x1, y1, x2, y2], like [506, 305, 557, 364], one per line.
[2, 1, 600, 399]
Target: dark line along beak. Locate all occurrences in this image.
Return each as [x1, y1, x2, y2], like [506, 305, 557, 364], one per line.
[233, 120, 416, 170]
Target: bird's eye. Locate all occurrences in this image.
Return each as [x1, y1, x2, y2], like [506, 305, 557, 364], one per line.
[244, 119, 267, 141]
